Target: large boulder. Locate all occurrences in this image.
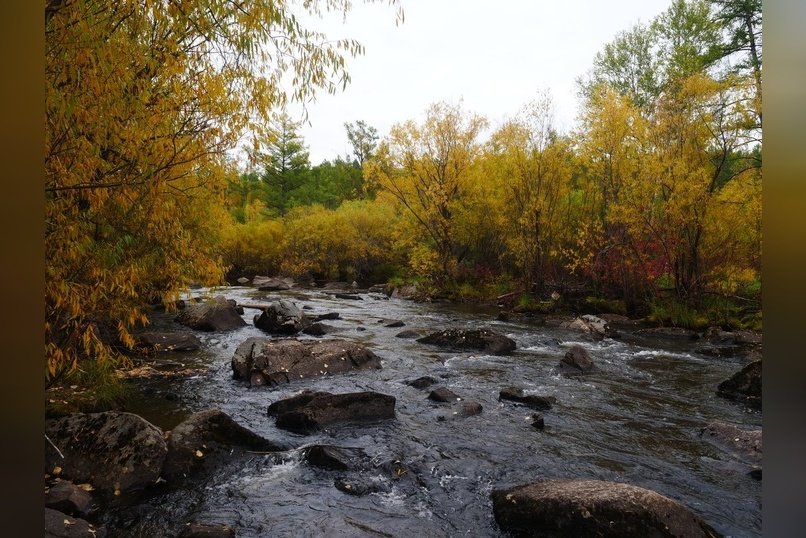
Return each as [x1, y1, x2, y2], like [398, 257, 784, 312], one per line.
[417, 328, 516, 355]
[162, 409, 284, 481]
[176, 296, 246, 332]
[253, 299, 310, 334]
[558, 345, 596, 375]
[492, 479, 721, 537]
[717, 360, 761, 409]
[232, 337, 382, 387]
[499, 387, 555, 411]
[45, 412, 167, 495]
[267, 390, 396, 434]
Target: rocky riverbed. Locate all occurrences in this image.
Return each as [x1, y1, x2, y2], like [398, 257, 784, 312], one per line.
[45, 283, 761, 537]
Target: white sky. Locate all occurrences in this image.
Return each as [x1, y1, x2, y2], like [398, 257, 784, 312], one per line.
[286, 0, 674, 164]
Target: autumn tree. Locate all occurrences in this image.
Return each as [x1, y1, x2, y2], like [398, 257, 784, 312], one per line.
[366, 102, 487, 280]
[45, 0, 400, 383]
[486, 93, 574, 294]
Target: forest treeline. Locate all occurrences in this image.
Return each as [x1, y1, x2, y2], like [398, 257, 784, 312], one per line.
[45, 0, 761, 385]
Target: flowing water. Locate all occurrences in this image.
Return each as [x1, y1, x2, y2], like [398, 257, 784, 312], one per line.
[107, 286, 761, 537]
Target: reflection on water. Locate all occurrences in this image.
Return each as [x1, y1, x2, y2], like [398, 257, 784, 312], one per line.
[113, 286, 761, 537]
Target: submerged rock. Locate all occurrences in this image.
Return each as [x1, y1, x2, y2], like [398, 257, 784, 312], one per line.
[176, 296, 246, 332]
[45, 412, 167, 495]
[179, 523, 236, 538]
[717, 360, 761, 409]
[268, 390, 396, 434]
[417, 328, 516, 355]
[232, 337, 382, 387]
[303, 445, 369, 471]
[499, 387, 555, 411]
[406, 376, 439, 389]
[492, 479, 721, 537]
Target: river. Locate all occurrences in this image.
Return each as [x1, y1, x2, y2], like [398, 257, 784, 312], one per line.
[107, 285, 761, 537]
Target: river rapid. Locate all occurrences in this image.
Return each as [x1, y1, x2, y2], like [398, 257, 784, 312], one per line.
[107, 285, 761, 537]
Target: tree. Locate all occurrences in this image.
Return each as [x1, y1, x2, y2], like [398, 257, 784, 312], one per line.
[487, 93, 574, 294]
[580, 22, 662, 110]
[259, 113, 311, 214]
[45, 0, 399, 383]
[345, 120, 379, 167]
[580, 0, 722, 111]
[365, 102, 487, 280]
[709, 0, 762, 124]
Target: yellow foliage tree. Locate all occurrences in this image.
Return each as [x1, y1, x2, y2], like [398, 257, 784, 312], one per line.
[486, 93, 575, 293]
[45, 0, 399, 383]
[365, 102, 487, 281]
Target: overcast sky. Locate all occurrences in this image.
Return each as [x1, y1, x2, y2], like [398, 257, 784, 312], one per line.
[285, 0, 674, 164]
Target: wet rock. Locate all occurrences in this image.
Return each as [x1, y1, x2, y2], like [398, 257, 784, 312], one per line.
[232, 338, 382, 387]
[417, 328, 516, 355]
[163, 409, 284, 481]
[700, 421, 762, 463]
[379, 319, 405, 327]
[45, 507, 100, 538]
[253, 276, 294, 290]
[135, 331, 201, 352]
[267, 390, 330, 416]
[179, 523, 236, 538]
[496, 311, 511, 322]
[428, 386, 461, 403]
[334, 477, 385, 496]
[562, 314, 619, 339]
[45, 412, 167, 495]
[395, 329, 422, 339]
[253, 299, 310, 334]
[748, 468, 762, 480]
[455, 401, 483, 417]
[314, 312, 340, 321]
[531, 414, 545, 430]
[176, 296, 247, 332]
[406, 376, 439, 389]
[334, 293, 363, 300]
[302, 322, 337, 336]
[558, 345, 596, 375]
[717, 360, 761, 409]
[236, 277, 250, 284]
[499, 387, 555, 411]
[492, 479, 721, 538]
[45, 482, 94, 517]
[269, 391, 396, 434]
[303, 445, 368, 471]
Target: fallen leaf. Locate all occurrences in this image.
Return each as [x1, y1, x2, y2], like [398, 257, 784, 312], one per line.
[53, 466, 62, 475]
[78, 483, 94, 492]
[63, 519, 73, 526]
[195, 450, 204, 458]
